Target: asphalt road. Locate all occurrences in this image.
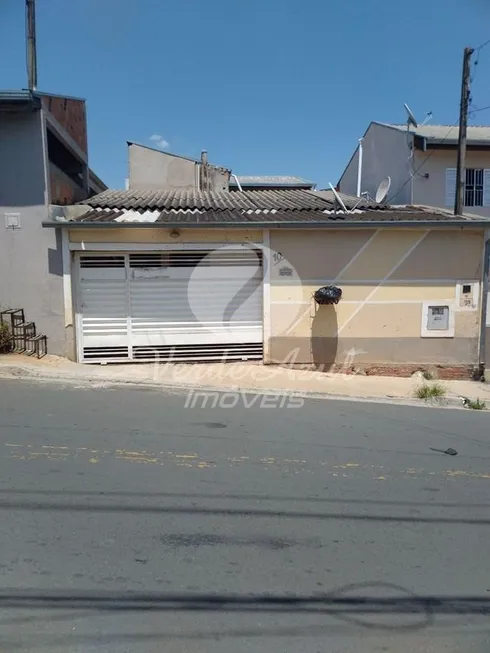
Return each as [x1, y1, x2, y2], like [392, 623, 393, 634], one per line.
[1, 379, 490, 652]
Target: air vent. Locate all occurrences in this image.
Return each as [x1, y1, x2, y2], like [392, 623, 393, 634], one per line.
[80, 256, 125, 268]
[129, 250, 262, 269]
[83, 347, 129, 361]
[132, 343, 263, 362]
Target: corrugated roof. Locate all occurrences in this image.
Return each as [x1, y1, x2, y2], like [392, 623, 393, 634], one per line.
[385, 123, 490, 144]
[63, 205, 490, 227]
[82, 188, 334, 212]
[230, 175, 315, 188]
[43, 187, 486, 228]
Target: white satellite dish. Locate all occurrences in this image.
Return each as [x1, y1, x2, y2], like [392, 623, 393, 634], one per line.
[404, 103, 418, 128]
[375, 177, 391, 203]
[328, 183, 348, 213]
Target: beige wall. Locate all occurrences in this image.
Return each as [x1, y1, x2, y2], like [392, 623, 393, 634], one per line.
[269, 228, 484, 369]
[413, 149, 490, 217]
[68, 225, 485, 370]
[69, 228, 263, 244]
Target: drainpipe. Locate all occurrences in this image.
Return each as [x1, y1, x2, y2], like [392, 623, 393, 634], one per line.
[478, 230, 490, 378]
[231, 174, 243, 192]
[356, 139, 363, 197]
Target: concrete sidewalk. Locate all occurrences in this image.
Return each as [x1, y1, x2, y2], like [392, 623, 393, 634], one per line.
[0, 353, 489, 410]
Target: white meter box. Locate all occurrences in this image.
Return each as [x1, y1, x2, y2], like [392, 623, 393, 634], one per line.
[421, 301, 454, 338]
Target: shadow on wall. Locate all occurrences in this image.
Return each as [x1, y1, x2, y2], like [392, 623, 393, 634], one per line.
[311, 304, 338, 372]
[47, 228, 63, 277]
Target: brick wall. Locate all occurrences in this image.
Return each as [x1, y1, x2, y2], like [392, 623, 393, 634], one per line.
[50, 164, 80, 205]
[331, 364, 475, 380]
[42, 95, 88, 154]
[282, 362, 475, 379]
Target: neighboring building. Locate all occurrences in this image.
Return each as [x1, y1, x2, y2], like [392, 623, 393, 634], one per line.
[128, 142, 230, 192]
[338, 122, 490, 216]
[44, 188, 490, 377]
[230, 176, 316, 191]
[0, 89, 106, 355]
[128, 143, 315, 194]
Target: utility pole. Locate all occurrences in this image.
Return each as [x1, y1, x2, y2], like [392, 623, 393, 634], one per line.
[454, 46, 474, 216]
[26, 0, 38, 91]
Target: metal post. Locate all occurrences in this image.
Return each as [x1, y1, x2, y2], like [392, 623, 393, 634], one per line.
[26, 0, 38, 91]
[356, 139, 363, 197]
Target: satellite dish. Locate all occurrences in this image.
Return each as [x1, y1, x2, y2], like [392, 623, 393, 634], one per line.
[328, 183, 348, 213]
[375, 177, 391, 203]
[404, 103, 418, 128]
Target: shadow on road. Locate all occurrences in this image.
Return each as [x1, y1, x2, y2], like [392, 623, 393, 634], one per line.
[0, 495, 489, 525]
[2, 584, 490, 645]
[1, 487, 490, 510]
[1, 586, 490, 617]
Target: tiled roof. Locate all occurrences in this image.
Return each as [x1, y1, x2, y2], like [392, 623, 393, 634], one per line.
[385, 123, 490, 144]
[82, 188, 334, 212]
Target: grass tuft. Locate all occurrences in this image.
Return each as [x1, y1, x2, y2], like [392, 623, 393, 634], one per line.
[466, 398, 486, 410]
[414, 383, 447, 400]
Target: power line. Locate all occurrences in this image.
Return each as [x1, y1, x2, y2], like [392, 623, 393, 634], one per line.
[470, 38, 490, 94]
[386, 123, 459, 204]
[469, 104, 490, 115]
[471, 37, 490, 94]
[475, 37, 490, 53]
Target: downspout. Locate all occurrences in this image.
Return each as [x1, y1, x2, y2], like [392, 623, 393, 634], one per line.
[478, 231, 490, 378]
[409, 132, 415, 205]
[356, 139, 363, 197]
[231, 173, 243, 192]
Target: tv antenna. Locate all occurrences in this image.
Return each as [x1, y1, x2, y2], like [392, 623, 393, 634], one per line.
[404, 103, 418, 129]
[328, 183, 349, 213]
[421, 111, 433, 126]
[375, 177, 391, 204]
[328, 183, 366, 214]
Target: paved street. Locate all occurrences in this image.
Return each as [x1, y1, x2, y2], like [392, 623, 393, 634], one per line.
[1, 379, 490, 652]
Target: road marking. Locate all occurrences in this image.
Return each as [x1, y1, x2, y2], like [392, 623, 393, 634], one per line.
[2, 443, 490, 481]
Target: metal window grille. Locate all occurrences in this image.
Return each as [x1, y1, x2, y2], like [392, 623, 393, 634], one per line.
[465, 168, 484, 207]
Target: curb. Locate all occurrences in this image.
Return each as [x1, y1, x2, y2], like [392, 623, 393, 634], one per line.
[0, 363, 478, 412]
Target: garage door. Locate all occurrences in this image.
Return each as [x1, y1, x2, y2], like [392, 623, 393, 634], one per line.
[76, 249, 263, 363]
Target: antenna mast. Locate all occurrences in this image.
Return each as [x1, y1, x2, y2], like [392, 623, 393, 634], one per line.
[26, 0, 38, 92]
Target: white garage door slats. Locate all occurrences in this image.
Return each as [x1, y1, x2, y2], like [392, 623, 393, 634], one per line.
[76, 250, 263, 363]
[78, 262, 129, 355]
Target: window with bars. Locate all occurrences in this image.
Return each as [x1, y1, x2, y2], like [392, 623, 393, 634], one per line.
[465, 168, 484, 207]
[446, 168, 490, 208]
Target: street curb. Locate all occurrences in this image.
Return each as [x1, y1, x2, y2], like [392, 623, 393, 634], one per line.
[0, 362, 479, 412]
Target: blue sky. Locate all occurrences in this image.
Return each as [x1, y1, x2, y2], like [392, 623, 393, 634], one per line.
[1, 0, 490, 189]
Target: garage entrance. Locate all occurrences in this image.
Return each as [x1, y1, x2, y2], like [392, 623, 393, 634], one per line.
[75, 248, 263, 363]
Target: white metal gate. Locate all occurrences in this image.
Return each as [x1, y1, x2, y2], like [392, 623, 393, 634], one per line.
[75, 249, 263, 363]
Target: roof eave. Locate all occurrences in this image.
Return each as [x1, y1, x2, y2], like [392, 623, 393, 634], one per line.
[230, 183, 315, 189]
[0, 90, 41, 111]
[42, 219, 490, 229]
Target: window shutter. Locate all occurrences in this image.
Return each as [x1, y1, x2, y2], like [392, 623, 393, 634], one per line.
[483, 169, 490, 206]
[445, 168, 457, 207]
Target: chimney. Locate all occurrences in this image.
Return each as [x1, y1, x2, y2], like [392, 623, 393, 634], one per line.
[200, 150, 209, 191]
